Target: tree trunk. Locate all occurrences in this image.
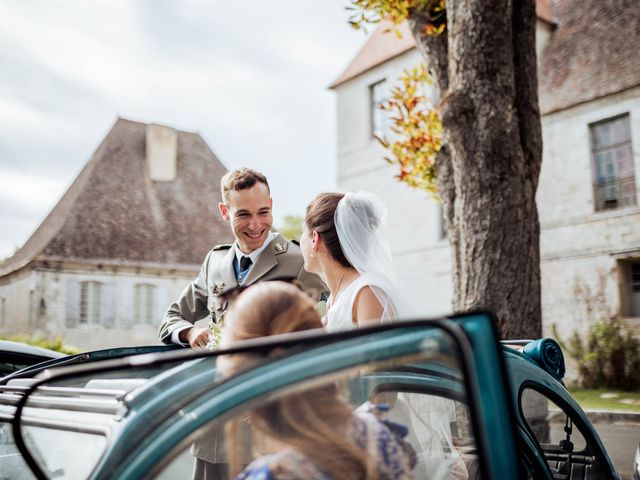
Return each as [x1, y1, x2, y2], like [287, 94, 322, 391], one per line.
[409, 0, 542, 339]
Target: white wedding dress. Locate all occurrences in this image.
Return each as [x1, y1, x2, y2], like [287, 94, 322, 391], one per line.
[325, 273, 398, 332]
[325, 191, 467, 480]
[323, 272, 467, 480]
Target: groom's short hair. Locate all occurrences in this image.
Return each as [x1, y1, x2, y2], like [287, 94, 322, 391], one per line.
[220, 168, 270, 203]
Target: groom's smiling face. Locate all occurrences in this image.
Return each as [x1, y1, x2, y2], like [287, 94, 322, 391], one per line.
[219, 183, 273, 254]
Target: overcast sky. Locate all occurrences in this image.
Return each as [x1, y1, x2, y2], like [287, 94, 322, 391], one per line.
[0, 0, 368, 260]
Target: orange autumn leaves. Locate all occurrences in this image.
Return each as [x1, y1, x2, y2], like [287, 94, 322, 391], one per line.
[347, 0, 445, 194]
[377, 64, 442, 195]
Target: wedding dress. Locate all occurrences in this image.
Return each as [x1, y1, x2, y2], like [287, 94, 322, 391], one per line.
[325, 272, 398, 332]
[326, 191, 468, 480]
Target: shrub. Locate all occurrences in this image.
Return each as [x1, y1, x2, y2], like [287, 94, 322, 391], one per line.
[553, 318, 640, 391]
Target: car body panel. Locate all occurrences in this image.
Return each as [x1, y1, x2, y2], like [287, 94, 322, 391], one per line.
[505, 350, 618, 477]
[2, 312, 621, 479]
[0, 345, 180, 385]
[0, 341, 66, 378]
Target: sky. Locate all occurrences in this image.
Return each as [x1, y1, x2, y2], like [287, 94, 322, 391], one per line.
[0, 0, 368, 260]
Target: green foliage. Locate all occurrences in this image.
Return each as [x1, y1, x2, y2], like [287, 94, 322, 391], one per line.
[0, 334, 80, 355]
[553, 319, 640, 391]
[377, 64, 442, 195]
[276, 214, 303, 242]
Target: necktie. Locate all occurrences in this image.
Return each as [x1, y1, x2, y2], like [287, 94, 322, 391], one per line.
[240, 256, 252, 272]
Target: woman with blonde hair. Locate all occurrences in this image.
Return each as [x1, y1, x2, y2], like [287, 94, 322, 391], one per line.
[219, 281, 416, 480]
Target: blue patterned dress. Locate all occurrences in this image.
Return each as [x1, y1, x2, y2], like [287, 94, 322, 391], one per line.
[236, 406, 416, 480]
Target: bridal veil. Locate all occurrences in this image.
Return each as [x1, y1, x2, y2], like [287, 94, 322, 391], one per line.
[334, 191, 415, 321]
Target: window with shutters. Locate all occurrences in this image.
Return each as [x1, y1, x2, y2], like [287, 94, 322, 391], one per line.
[134, 284, 156, 325]
[79, 281, 102, 325]
[590, 114, 637, 211]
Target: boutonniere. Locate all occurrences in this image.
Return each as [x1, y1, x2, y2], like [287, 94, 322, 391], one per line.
[212, 282, 226, 295]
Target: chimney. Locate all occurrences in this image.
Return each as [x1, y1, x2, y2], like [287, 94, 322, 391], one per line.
[145, 124, 177, 181]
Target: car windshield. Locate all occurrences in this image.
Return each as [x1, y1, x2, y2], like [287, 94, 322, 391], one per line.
[6, 316, 518, 480]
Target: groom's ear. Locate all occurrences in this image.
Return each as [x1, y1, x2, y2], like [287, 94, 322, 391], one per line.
[218, 202, 230, 221]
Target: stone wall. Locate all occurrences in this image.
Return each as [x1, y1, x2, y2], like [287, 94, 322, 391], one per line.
[538, 85, 640, 339]
[334, 52, 640, 340]
[0, 270, 36, 335]
[0, 267, 196, 351]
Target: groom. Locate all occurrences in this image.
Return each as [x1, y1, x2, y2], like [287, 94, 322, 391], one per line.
[158, 167, 325, 348]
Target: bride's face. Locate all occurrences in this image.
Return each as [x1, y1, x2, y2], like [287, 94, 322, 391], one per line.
[300, 223, 318, 274]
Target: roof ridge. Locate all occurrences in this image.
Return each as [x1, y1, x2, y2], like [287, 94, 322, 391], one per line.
[0, 117, 233, 278]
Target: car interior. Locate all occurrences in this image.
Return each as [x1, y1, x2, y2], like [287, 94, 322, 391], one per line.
[520, 386, 609, 480]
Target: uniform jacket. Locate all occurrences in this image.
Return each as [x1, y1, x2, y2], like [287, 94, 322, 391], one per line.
[158, 233, 325, 344]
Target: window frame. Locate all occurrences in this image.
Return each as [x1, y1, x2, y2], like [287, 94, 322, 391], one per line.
[133, 283, 157, 325]
[79, 281, 102, 325]
[618, 258, 640, 318]
[589, 113, 637, 212]
[517, 381, 612, 474]
[369, 78, 388, 139]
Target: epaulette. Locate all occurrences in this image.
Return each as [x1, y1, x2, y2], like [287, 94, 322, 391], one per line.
[290, 239, 300, 246]
[212, 244, 232, 251]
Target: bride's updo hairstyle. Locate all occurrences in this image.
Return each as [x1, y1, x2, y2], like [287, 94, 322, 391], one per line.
[306, 192, 383, 270]
[305, 192, 351, 267]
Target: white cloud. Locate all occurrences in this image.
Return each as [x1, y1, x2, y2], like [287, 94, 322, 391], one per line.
[0, 0, 367, 258]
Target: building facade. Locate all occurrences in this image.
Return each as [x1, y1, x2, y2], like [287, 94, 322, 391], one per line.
[0, 118, 232, 350]
[331, 0, 640, 339]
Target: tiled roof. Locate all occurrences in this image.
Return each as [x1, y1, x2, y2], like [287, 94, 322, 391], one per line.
[539, 0, 640, 114]
[0, 118, 233, 276]
[330, 0, 556, 89]
[329, 20, 415, 89]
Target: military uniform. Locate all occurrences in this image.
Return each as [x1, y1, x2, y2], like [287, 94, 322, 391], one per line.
[159, 233, 325, 477]
[158, 233, 325, 344]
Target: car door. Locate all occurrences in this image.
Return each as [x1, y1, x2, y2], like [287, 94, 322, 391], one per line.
[12, 312, 524, 479]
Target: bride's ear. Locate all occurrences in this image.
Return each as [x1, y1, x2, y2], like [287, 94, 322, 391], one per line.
[311, 230, 320, 250]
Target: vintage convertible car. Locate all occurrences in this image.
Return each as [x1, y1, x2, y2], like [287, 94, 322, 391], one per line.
[0, 312, 621, 479]
[0, 340, 66, 378]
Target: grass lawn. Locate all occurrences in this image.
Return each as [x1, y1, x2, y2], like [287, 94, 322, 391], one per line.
[568, 388, 640, 412]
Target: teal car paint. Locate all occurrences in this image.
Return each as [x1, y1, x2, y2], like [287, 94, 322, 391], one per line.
[2, 312, 622, 479]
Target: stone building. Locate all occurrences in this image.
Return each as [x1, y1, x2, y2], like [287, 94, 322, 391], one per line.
[0, 118, 231, 350]
[330, 0, 640, 338]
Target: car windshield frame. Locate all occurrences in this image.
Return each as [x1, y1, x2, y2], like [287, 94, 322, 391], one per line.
[10, 311, 523, 480]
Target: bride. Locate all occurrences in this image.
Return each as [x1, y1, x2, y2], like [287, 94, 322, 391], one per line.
[301, 191, 468, 480]
[300, 191, 413, 330]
